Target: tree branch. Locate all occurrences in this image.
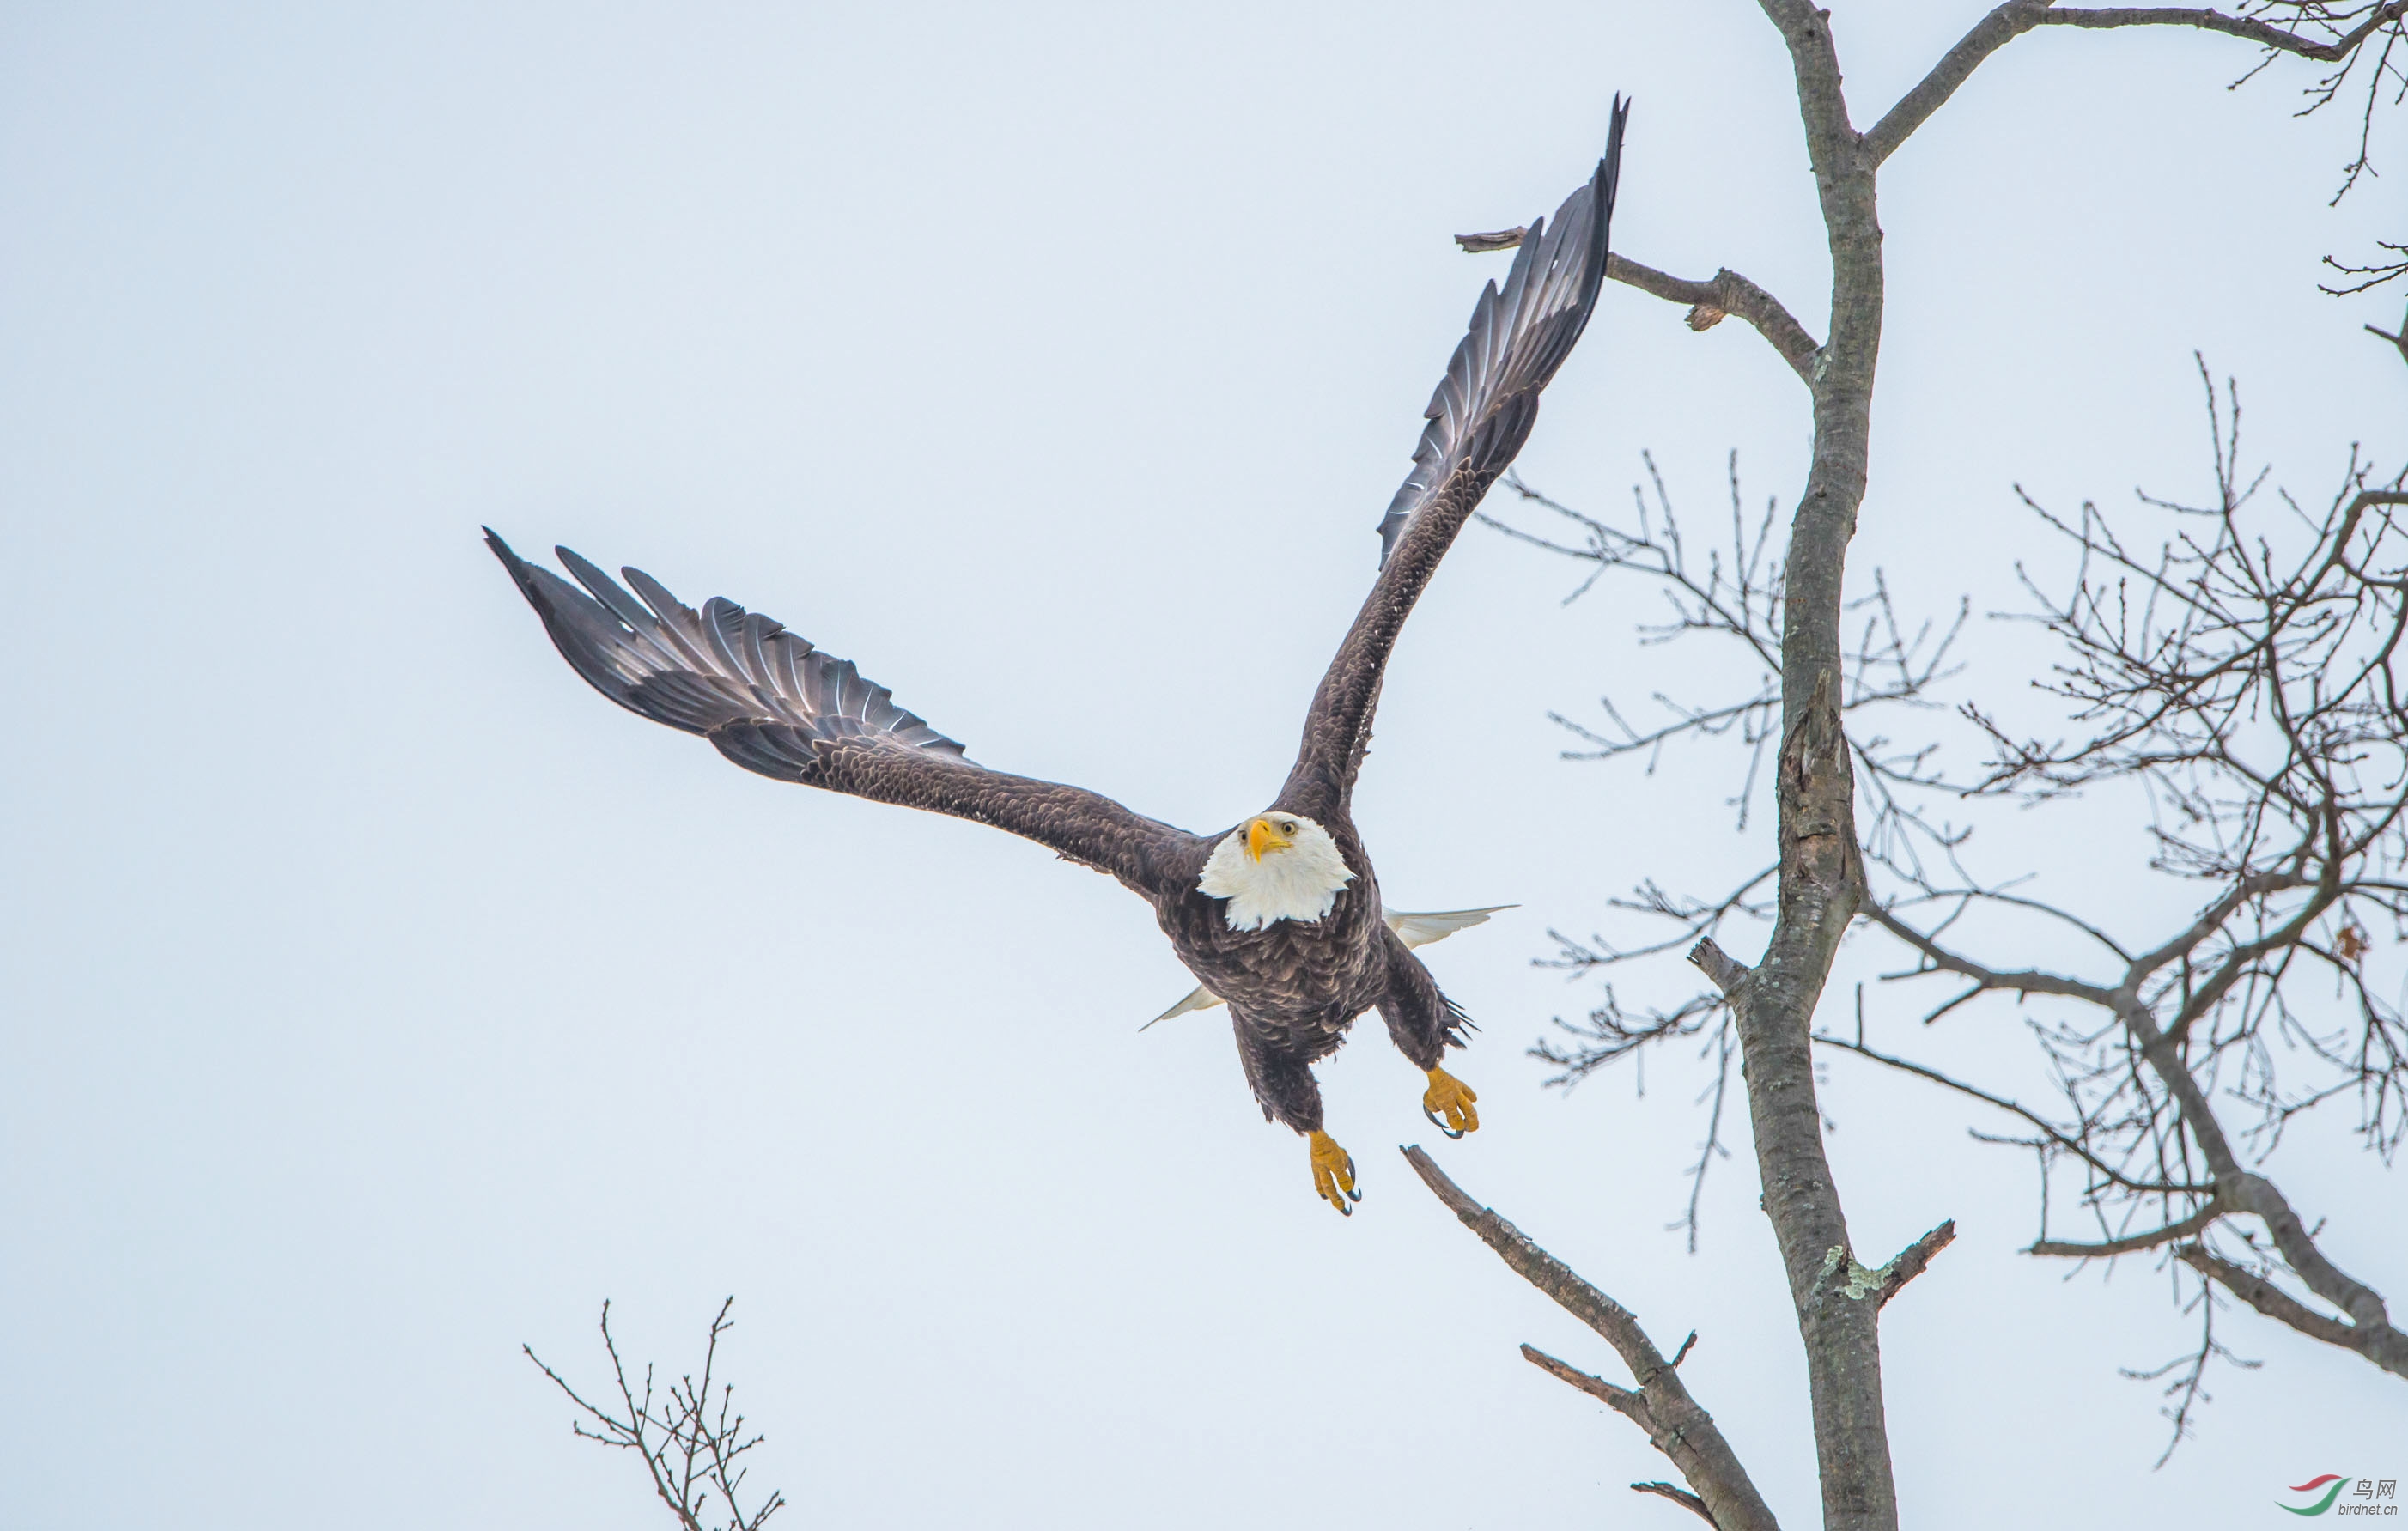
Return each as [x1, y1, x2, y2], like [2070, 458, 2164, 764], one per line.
[2111, 998, 2408, 1378]
[2028, 1203, 2223, 1259]
[1689, 935, 1754, 995]
[1860, 901, 2126, 1010]
[1454, 226, 1527, 252]
[1608, 254, 1822, 382]
[1463, 233, 1826, 381]
[2125, 872, 2310, 989]
[1814, 1031, 2217, 1196]
[2370, 314, 2408, 367]
[1877, 1220, 1959, 1306]
[526, 1299, 786, 1531]
[1521, 1343, 1647, 1419]
[1866, 2, 2051, 165]
[2178, 1245, 2408, 1372]
[1404, 1147, 1782, 1531]
[2040, 3, 2408, 61]
[1863, 884, 2408, 1380]
[1866, 3, 2408, 169]
[1633, 1479, 1722, 1527]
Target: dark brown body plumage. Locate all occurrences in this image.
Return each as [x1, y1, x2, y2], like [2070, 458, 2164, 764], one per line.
[487, 101, 1625, 1143]
[1144, 817, 1430, 1133]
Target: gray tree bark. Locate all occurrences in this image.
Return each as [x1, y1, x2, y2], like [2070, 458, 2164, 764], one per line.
[1720, 4, 1893, 1524]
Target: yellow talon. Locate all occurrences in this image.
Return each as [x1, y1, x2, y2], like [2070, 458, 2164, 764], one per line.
[1308, 1129, 1359, 1214]
[1423, 1066, 1480, 1138]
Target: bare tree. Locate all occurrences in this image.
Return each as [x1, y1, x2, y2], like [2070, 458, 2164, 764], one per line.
[1496, 366, 2408, 1451]
[526, 1298, 788, 1531]
[1405, 5, 2407, 1528]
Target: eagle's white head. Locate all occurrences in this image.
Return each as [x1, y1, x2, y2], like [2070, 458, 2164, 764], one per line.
[1196, 812, 1354, 931]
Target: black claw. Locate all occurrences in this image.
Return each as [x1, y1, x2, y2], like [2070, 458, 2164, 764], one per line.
[1335, 1196, 1353, 1217]
[1425, 1108, 1467, 1140]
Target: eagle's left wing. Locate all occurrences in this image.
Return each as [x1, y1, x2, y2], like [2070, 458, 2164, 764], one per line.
[1280, 99, 1626, 814]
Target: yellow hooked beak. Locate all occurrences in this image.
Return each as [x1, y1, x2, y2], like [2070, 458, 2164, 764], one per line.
[1245, 817, 1292, 862]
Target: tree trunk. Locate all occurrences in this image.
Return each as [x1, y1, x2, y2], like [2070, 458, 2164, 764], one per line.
[1743, 3, 1893, 1527]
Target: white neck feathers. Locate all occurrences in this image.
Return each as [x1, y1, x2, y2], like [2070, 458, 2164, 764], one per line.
[1196, 817, 1354, 931]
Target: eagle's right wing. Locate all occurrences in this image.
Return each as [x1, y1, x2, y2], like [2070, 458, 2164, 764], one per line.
[489, 532, 1201, 895]
[1282, 100, 1627, 815]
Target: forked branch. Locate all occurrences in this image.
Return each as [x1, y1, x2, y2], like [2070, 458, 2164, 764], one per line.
[1867, 2, 2408, 197]
[1403, 1146, 1781, 1531]
[2179, 1244, 2399, 1360]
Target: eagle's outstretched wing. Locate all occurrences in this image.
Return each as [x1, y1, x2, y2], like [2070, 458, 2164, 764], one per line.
[1280, 99, 1627, 815]
[488, 532, 1201, 894]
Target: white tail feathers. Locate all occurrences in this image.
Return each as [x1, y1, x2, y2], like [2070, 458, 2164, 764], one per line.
[1389, 904, 1515, 949]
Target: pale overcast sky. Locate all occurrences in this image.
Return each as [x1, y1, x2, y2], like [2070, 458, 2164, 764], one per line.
[3, 4, 2402, 1528]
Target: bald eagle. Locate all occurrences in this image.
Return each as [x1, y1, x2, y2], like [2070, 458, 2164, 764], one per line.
[489, 101, 1626, 1213]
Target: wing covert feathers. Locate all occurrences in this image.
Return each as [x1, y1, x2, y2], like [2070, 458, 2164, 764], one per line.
[1376, 98, 1627, 568]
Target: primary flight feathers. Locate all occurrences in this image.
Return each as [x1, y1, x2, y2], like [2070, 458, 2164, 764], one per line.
[1378, 119, 1621, 567]
[493, 541, 970, 761]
